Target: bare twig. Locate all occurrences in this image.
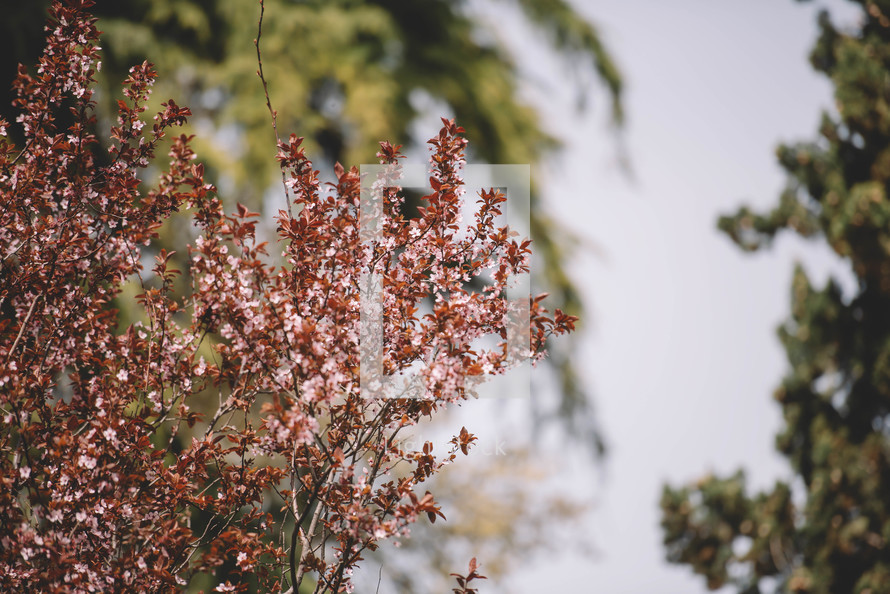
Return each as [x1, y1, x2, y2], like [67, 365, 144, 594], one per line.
[254, 0, 293, 217]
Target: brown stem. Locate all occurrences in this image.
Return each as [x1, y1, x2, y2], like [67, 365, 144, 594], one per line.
[6, 293, 41, 363]
[254, 0, 293, 217]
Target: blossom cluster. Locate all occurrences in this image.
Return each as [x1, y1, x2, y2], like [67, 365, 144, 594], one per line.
[0, 1, 576, 592]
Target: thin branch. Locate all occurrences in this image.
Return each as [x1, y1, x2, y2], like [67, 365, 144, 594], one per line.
[295, 495, 325, 587]
[254, 0, 293, 217]
[6, 294, 41, 363]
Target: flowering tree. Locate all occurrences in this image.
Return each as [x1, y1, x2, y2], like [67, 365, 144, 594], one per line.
[0, 1, 575, 592]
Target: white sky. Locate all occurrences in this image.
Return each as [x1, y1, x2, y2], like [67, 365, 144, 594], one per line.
[492, 1, 862, 592]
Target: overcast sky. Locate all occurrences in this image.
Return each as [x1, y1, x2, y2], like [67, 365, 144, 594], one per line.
[496, 1, 862, 592]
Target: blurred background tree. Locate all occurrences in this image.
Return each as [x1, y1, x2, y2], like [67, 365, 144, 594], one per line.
[661, 1, 890, 592]
[1, 0, 621, 455]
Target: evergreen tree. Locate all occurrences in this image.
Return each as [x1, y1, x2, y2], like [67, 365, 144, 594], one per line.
[661, 2, 890, 592]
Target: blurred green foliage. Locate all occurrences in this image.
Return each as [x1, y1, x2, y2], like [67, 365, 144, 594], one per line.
[661, 2, 890, 592]
[1, 0, 623, 455]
